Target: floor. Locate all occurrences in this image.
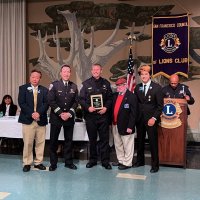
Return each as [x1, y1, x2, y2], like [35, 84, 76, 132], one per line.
[0, 140, 200, 200]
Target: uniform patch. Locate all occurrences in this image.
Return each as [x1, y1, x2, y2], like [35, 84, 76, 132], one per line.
[49, 84, 53, 91]
[54, 107, 60, 113]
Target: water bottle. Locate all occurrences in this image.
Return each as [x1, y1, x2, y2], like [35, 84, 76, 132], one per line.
[0, 111, 3, 118]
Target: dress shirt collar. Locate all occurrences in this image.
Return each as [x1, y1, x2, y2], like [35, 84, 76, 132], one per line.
[143, 80, 151, 94]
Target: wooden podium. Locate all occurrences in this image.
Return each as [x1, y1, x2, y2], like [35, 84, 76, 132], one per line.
[158, 98, 187, 168]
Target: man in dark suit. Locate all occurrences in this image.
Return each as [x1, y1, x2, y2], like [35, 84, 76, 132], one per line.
[18, 69, 49, 172]
[112, 78, 138, 170]
[133, 65, 163, 173]
[162, 74, 194, 115]
[48, 64, 78, 171]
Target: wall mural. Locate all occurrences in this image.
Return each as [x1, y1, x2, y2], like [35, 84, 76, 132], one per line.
[27, 0, 200, 141]
[28, 1, 175, 83]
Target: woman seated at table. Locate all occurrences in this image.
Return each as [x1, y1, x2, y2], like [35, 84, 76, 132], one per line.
[0, 94, 17, 116]
[0, 95, 18, 148]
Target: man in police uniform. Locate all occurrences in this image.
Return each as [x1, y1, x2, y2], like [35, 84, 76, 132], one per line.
[162, 74, 195, 115]
[48, 64, 78, 171]
[79, 64, 113, 170]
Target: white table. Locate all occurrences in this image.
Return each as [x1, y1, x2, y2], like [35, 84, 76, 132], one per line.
[0, 116, 89, 141]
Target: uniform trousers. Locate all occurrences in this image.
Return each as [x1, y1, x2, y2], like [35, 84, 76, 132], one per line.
[49, 124, 74, 167]
[22, 121, 46, 166]
[112, 125, 135, 167]
[136, 117, 159, 168]
[85, 114, 110, 164]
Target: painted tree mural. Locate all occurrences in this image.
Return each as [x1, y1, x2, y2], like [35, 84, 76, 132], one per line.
[28, 1, 175, 83]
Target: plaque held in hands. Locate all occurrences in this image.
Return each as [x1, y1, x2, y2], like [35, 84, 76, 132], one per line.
[90, 94, 103, 110]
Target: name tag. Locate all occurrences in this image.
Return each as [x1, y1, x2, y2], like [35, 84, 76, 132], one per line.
[124, 103, 129, 109]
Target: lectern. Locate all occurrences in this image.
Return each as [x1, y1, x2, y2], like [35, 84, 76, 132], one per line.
[158, 98, 187, 168]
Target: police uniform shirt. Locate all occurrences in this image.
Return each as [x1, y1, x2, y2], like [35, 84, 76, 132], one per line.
[79, 76, 113, 113]
[162, 83, 194, 105]
[48, 79, 78, 124]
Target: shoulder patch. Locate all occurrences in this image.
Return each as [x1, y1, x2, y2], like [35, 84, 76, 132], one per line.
[49, 84, 53, 91]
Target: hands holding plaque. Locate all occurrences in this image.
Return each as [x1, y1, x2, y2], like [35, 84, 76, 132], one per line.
[91, 94, 103, 110]
[89, 94, 107, 114]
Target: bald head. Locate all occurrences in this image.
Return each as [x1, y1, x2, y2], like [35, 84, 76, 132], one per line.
[169, 74, 179, 89]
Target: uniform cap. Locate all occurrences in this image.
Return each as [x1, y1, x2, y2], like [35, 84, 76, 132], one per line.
[115, 78, 127, 85]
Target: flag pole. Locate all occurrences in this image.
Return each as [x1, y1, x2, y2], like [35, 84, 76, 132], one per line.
[127, 34, 137, 92]
[128, 34, 136, 49]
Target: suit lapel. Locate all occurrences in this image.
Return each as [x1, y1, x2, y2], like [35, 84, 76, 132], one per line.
[145, 82, 153, 99]
[137, 83, 145, 102]
[26, 84, 34, 105]
[119, 91, 128, 112]
[37, 86, 43, 105]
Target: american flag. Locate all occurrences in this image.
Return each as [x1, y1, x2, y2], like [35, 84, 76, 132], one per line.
[127, 47, 136, 92]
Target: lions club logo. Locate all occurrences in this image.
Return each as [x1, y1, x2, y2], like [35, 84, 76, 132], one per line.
[160, 33, 181, 53]
[160, 100, 182, 129]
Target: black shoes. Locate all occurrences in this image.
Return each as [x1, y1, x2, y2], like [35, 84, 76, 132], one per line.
[49, 165, 57, 171]
[112, 162, 120, 166]
[102, 163, 112, 170]
[132, 162, 145, 168]
[49, 164, 77, 171]
[86, 162, 112, 169]
[23, 164, 46, 172]
[86, 162, 97, 168]
[23, 165, 31, 172]
[34, 164, 46, 170]
[65, 163, 77, 170]
[118, 164, 131, 170]
[150, 167, 159, 173]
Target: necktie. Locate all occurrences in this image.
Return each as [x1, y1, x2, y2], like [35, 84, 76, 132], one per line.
[33, 87, 38, 112]
[143, 85, 146, 96]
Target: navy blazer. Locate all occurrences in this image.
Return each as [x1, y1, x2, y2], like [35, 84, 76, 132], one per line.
[134, 81, 163, 123]
[18, 83, 49, 126]
[113, 90, 138, 135]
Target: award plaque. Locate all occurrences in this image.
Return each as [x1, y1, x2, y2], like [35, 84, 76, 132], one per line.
[90, 94, 103, 110]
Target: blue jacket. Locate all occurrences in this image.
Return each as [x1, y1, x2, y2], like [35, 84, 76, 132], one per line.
[18, 83, 49, 126]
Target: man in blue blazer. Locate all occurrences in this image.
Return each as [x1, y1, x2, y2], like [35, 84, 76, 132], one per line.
[18, 69, 49, 172]
[112, 78, 138, 170]
[133, 65, 163, 173]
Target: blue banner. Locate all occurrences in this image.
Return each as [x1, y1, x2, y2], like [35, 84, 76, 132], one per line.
[152, 14, 189, 78]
